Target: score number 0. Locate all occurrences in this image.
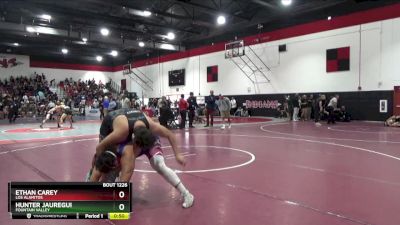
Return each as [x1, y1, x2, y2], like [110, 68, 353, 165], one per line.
[118, 191, 126, 211]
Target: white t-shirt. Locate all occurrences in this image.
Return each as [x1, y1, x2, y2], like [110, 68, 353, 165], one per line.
[231, 99, 237, 108]
[328, 97, 338, 109]
[122, 98, 130, 109]
[23, 95, 28, 103]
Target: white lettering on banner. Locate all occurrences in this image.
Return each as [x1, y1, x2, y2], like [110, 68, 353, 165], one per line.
[245, 100, 279, 109]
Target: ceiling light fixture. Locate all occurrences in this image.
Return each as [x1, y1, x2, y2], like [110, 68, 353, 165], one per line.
[281, 0, 292, 6]
[160, 43, 175, 50]
[139, 41, 145, 47]
[110, 50, 118, 57]
[41, 14, 52, 20]
[100, 28, 109, 36]
[13, 43, 19, 46]
[167, 32, 175, 40]
[82, 37, 88, 42]
[61, 48, 68, 54]
[96, 56, 103, 62]
[217, 15, 226, 25]
[26, 26, 35, 33]
[143, 10, 152, 17]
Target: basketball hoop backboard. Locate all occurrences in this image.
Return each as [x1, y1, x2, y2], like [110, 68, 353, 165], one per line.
[225, 40, 245, 59]
[123, 64, 132, 75]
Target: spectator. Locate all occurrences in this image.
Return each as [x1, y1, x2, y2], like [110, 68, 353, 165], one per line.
[314, 94, 327, 126]
[216, 94, 232, 129]
[99, 97, 104, 120]
[309, 94, 315, 119]
[121, 95, 130, 109]
[384, 115, 400, 127]
[102, 96, 109, 117]
[300, 95, 308, 121]
[158, 96, 170, 128]
[230, 97, 237, 116]
[242, 107, 249, 117]
[303, 95, 312, 121]
[187, 92, 198, 128]
[79, 96, 86, 115]
[22, 93, 29, 104]
[131, 99, 140, 110]
[38, 92, 45, 101]
[178, 94, 188, 129]
[327, 94, 339, 124]
[50, 78, 56, 87]
[205, 90, 217, 127]
[285, 95, 292, 121]
[158, 96, 167, 109]
[8, 97, 19, 123]
[338, 105, 351, 122]
[148, 99, 157, 116]
[92, 99, 99, 109]
[166, 96, 172, 108]
[0, 97, 4, 119]
[291, 94, 300, 121]
[108, 97, 117, 112]
[276, 103, 286, 118]
[234, 107, 242, 117]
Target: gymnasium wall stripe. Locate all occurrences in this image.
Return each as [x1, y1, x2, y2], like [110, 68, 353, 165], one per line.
[30, 61, 117, 72]
[30, 3, 400, 72]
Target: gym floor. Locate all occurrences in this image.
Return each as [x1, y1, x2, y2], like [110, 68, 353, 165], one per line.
[0, 118, 399, 225]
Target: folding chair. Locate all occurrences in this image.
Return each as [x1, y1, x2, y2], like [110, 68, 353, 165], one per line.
[167, 109, 179, 129]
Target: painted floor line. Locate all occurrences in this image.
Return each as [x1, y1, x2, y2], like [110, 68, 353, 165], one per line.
[192, 132, 400, 161]
[0, 138, 98, 155]
[259, 123, 400, 144]
[186, 171, 373, 225]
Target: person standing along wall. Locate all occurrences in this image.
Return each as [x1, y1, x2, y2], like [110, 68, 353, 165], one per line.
[178, 94, 189, 129]
[230, 97, 237, 116]
[327, 94, 339, 124]
[216, 94, 232, 129]
[308, 94, 315, 120]
[187, 92, 198, 128]
[292, 94, 300, 122]
[205, 90, 217, 127]
[300, 95, 308, 121]
[314, 94, 327, 126]
[286, 95, 292, 121]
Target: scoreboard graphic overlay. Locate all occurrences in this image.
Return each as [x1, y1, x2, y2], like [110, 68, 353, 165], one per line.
[8, 182, 132, 220]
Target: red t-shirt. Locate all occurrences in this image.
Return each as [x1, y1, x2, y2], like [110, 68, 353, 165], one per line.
[178, 98, 188, 110]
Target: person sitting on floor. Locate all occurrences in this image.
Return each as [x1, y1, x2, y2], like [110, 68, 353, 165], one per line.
[384, 115, 400, 127]
[276, 103, 286, 118]
[242, 107, 249, 117]
[338, 106, 351, 122]
[234, 107, 242, 117]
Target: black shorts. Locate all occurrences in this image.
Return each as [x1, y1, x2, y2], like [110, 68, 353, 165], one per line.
[64, 109, 73, 115]
[119, 137, 163, 159]
[99, 114, 113, 141]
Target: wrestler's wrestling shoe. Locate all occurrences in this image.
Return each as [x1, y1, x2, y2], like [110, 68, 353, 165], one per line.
[182, 192, 194, 208]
